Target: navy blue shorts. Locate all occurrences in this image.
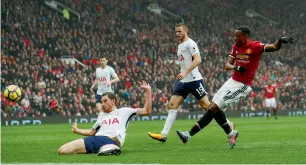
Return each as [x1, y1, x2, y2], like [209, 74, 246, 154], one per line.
[83, 136, 117, 153]
[173, 80, 208, 100]
[95, 94, 102, 104]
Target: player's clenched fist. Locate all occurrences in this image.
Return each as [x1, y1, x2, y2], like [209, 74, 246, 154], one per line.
[234, 66, 247, 73]
[279, 37, 294, 44]
[176, 72, 187, 80]
[72, 123, 78, 133]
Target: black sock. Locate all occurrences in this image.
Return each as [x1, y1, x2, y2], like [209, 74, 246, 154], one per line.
[214, 110, 232, 135]
[189, 110, 214, 136]
[273, 109, 277, 117]
[266, 110, 270, 118]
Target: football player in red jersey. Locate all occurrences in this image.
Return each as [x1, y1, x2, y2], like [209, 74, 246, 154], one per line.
[264, 79, 278, 120]
[176, 26, 294, 148]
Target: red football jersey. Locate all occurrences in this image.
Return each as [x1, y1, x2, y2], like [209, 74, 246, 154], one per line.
[264, 85, 277, 99]
[249, 91, 256, 98]
[230, 40, 265, 86]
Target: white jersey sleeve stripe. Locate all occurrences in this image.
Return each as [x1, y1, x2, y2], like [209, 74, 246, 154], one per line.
[125, 112, 137, 128]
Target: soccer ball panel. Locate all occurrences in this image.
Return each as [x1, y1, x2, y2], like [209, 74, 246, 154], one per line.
[9, 92, 18, 101]
[16, 88, 22, 97]
[4, 85, 22, 102]
[7, 85, 18, 91]
[3, 89, 9, 98]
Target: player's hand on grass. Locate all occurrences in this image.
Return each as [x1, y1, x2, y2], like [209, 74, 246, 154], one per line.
[279, 37, 294, 44]
[177, 72, 187, 80]
[140, 81, 151, 91]
[234, 66, 247, 73]
[72, 123, 78, 133]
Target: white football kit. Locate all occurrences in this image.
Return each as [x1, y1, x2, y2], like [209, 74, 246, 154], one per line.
[265, 98, 277, 108]
[93, 107, 138, 147]
[212, 78, 252, 110]
[95, 66, 118, 95]
[177, 38, 203, 83]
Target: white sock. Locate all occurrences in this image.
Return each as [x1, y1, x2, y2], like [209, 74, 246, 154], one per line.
[161, 109, 177, 137]
[228, 129, 234, 136]
[226, 118, 231, 125]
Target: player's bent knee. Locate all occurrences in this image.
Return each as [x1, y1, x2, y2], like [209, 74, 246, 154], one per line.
[200, 103, 209, 110]
[58, 141, 82, 155]
[208, 102, 220, 112]
[58, 146, 78, 155]
[198, 96, 211, 110]
[167, 102, 179, 110]
[58, 146, 71, 155]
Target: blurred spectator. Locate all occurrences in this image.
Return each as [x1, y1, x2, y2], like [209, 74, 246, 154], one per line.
[1, 0, 305, 118]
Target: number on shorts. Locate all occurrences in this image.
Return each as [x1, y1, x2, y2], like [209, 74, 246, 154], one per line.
[196, 83, 206, 96]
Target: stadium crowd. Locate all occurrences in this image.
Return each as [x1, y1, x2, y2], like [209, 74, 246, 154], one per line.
[1, 0, 305, 118]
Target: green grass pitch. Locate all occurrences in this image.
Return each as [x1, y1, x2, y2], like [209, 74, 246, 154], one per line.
[1, 116, 306, 164]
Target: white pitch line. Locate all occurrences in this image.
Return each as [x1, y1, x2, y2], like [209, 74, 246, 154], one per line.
[1, 164, 161, 165]
[2, 164, 306, 165]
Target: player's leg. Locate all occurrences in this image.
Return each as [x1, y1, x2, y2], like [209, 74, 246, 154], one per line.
[271, 98, 278, 120]
[148, 95, 185, 142]
[196, 89, 236, 130]
[58, 139, 87, 154]
[177, 78, 250, 148]
[96, 136, 121, 156]
[267, 108, 271, 119]
[148, 81, 187, 142]
[176, 80, 232, 143]
[177, 101, 236, 145]
[272, 108, 277, 119]
[176, 80, 235, 143]
[95, 94, 103, 113]
[59, 136, 120, 155]
[210, 82, 252, 148]
[265, 99, 271, 119]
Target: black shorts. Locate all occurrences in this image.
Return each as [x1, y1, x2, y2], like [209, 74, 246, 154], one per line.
[172, 79, 208, 100]
[83, 136, 117, 153]
[95, 94, 102, 104]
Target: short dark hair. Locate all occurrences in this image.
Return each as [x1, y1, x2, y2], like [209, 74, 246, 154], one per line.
[101, 92, 117, 104]
[175, 23, 188, 32]
[237, 26, 251, 36]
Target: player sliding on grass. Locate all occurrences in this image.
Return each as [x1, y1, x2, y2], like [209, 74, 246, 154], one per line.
[148, 23, 234, 142]
[176, 26, 294, 148]
[58, 81, 152, 156]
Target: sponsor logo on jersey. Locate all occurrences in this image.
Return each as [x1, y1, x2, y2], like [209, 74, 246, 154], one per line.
[246, 48, 252, 54]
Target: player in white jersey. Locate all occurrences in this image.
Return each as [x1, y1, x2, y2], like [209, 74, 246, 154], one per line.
[148, 23, 234, 142]
[90, 57, 120, 112]
[58, 81, 152, 156]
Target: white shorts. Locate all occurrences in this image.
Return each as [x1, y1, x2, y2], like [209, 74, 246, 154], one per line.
[212, 78, 252, 110]
[265, 98, 277, 108]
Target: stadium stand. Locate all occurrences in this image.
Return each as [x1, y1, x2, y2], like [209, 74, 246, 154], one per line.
[1, 0, 305, 118]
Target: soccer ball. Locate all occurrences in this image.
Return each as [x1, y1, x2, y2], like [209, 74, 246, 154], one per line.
[3, 85, 22, 102]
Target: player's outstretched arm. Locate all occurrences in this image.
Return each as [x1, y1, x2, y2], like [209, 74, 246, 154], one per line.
[72, 123, 97, 136]
[136, 81, 152, 116]
[264, 37, 294, 52]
